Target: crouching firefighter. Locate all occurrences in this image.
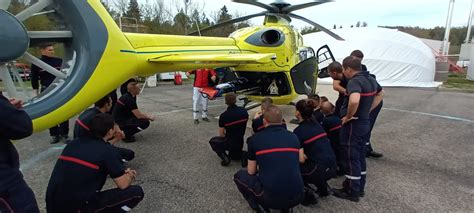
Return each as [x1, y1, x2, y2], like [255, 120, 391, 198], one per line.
[209, 93, 248, 166]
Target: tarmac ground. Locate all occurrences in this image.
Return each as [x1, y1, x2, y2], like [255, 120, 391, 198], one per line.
[14, 81, 474, 212]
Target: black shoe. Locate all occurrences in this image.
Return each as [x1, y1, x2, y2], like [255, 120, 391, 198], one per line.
[61, 135, 71, 144]
[359, 191, 365, 197]
[220, 153, 231, 166]
[50, 136, 61, 144]
[366, 151, 383, 158]
[123, 135, 136, 143]
[301, 188, 318, 206]
[332, 188, 359, 202]
[316, 189, 331, 197]
[202, 117, 210, 122]
[289, 118, 300, 124]
[194, 119, 199, 125]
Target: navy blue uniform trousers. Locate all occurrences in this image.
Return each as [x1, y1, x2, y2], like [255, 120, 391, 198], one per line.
[0, 179, 39, 213]
[234, 170, 303, 210]
[339, 119, 370, 195]
[365, 101, 383, 152]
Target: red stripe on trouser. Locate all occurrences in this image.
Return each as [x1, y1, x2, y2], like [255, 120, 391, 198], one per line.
[348, 123, 353, 189]
[94, 196, 143, 213]
[0, 197, 13, 212]
[234, 178, 264, 197]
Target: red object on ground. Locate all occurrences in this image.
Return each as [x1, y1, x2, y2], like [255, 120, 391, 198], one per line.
[199, 87, 218, 100]
[174, 72, 182, 85]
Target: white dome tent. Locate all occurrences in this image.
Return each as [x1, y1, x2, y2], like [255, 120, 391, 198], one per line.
[305, 27, 441, 87]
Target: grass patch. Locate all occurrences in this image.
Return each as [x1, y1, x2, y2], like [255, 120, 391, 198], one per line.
[443, 73, 474, 90]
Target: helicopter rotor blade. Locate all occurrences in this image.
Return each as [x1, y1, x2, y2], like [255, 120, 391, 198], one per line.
[288, 13, 344, 41]
[282, 0, 332, 13]
[188, 11, 267, 36]
[232, 0, 278, 13]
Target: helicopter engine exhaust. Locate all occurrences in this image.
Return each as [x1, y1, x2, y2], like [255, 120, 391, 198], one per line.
[261, 29, 280, 45]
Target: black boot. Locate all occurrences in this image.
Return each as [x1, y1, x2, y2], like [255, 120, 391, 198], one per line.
[366, 150, 383, 158]
[50, 136, 61, 144]
[332, 188, 359, 202]
[219, 153, 231, 166]
[301, 187, 318, 206]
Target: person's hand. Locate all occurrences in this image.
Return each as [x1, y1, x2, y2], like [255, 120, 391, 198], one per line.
[9, 98, 23, 109]
[341, 116, 358, 125]
[254, 111, 262, 119]
[148, 114, 155, 121]
[125, 168, 137, 180]
[109, 125, 125, 144]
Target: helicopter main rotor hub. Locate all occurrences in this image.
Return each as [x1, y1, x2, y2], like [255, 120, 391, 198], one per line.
[0, 10, 29, 63]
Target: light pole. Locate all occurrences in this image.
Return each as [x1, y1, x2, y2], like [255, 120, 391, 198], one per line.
[441, 0, 455, 59]
[465, 0, 474, 43]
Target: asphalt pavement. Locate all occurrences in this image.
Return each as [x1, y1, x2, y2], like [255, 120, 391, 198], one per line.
[14, 81, 474, 212]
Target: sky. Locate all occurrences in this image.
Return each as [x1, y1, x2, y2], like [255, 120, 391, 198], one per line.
[138, 0, 474, 30]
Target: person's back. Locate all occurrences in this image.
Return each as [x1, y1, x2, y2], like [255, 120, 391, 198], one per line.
[46, 137, 124, 211]
[321, 114, 342, 145]
[0, 94, 39, 212]
[219, 104, 248, 159]
[340, 72, 380, 120]
[249, 125, 304, 203]
[294, 120, 336, 167]
[73, 107, 101, 138]
[113, 92, 137, 123]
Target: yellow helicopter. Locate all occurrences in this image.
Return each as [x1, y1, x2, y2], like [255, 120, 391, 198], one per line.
[0, 0, 341, 132]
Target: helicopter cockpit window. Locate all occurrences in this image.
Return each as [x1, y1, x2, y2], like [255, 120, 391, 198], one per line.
[316, 45, 336, 78]
[298, 47, 316, 61]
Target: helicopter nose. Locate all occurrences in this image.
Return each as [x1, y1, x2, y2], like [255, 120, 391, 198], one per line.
[0, 10, 29, 63]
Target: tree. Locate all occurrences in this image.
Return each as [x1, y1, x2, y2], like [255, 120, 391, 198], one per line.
[113, 0, 129, 16]
[333, 24, 336, 29]
[356, 21, 360, 28]
[126, 0, 141, 21]
[362, 22, 367, 27]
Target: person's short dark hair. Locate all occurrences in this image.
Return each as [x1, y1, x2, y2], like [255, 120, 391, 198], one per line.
[320, 101, 335, 115]
[328, 61, 343, 73]
[95, 95, 111, 108]
[261, 97, 273, 104]
[89, 113, 115, 138]
[350, 50, 364, 59]
[225, 93, 237, 105]
[342, 56, 362, 71]
[264, 105, 283, 124]
[296, 99, 315, 120]
[308, 94, 320, 101]
[38, 43, 54, 49]
[320, 96, 329, 103]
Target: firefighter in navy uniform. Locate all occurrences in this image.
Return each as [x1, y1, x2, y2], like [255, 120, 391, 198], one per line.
[293, 99, 337, 198]
[332, 56, 384, 202]
[0, 94, 39, 212]
[234, 105, 304, 211]
[74, 95, 135, 162]
[113, 79, 154, 142]
[328, 61, 348, 118]
[46, 114, 144, 212]
[30, 44, 69, 144]
[209, 93, 248, 166]
[350, 50, 384, 158]
[320, 101, 344, 175]
[251, 97, 287, 134]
